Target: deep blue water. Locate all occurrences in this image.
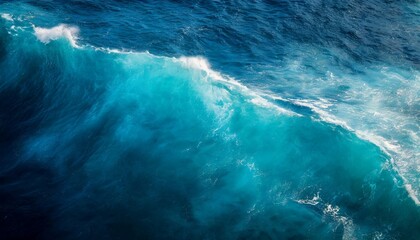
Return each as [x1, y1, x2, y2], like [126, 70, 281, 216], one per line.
[0, 0, 419, 239]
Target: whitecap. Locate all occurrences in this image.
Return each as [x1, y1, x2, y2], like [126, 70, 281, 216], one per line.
[34, 24, 80, 47]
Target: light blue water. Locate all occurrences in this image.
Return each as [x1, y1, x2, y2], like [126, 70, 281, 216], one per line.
[0, 1, 419, 239]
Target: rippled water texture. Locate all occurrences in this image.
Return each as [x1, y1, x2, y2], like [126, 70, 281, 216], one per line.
[0, 1, 419, 239]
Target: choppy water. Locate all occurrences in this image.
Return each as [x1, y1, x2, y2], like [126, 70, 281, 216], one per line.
[0, 1, 419, 239]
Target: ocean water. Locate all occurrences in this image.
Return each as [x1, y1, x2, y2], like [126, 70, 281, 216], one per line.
[0, 0, 419, 239]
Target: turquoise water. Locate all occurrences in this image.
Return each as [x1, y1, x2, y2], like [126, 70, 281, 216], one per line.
[0, 1, 419, 239]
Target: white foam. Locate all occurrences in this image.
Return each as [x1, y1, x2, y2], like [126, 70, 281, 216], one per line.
[296, 192, 321, 206]
[1, 13, 13, 21]
[34, 24, 79, 47]
[268, 95, 354, 129]
[296, 192, 355, 238]
[405, 183, 420, 206]
[178, 56, 232, 83]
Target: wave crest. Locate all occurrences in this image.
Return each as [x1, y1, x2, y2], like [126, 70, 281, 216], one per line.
[34, 24, 79, 47]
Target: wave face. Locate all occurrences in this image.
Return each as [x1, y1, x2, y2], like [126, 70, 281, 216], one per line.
[1, 1, 420, 240]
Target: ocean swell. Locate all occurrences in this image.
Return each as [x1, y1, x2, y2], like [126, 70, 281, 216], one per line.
[0, 17, 419, 239]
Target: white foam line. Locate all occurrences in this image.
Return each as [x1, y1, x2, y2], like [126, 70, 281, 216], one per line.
[177, 56, 299, 116]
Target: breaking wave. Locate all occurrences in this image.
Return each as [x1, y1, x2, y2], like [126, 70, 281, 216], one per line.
[0, 15, 419, 239]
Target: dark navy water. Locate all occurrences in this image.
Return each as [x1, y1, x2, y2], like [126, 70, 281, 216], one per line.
[0, 0, 419, 239]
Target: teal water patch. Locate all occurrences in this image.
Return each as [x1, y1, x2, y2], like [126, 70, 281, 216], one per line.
[0, 19, 419, 239]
